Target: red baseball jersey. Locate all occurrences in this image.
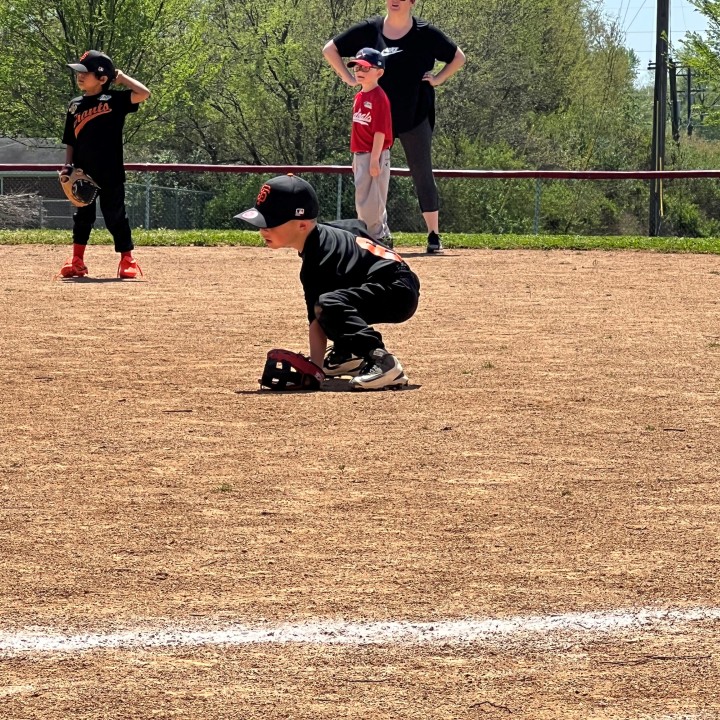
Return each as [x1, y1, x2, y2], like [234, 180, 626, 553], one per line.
[350, 85, 393, 153]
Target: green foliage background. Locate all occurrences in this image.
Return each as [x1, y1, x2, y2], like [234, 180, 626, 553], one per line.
[2, 0, 720, 235]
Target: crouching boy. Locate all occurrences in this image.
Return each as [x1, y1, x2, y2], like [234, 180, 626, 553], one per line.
[236, 174, 420, 390]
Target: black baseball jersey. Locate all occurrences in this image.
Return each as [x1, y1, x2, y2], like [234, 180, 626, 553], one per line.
[62, 90, 139, 185]
[333, 16, 457, 135]
[300, 223, 414, 323]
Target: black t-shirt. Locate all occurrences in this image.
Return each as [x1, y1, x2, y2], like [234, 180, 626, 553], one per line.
[333, 16, 457, 135]
[62, 90, 139, 185]
[300, 223, 411, 323]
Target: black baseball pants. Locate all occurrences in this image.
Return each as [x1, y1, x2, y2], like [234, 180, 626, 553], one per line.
[72, 182, 134, 253]
[314, 268, 420, 360]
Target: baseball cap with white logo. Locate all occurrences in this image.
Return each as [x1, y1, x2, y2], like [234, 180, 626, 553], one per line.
[347, 48, 385, 70]
[235, 175, 320, 228]
[67, 50, 116, 79]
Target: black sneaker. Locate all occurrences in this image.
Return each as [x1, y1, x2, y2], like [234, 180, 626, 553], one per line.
[349, 348, 409, 390]
[378, 235, 394, 249]
[323, 346, 364, 377]
[426, 231, 443, 254]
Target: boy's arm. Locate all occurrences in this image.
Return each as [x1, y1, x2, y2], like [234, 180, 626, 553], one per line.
[114, 70, 151, 103]
[61, 107, 75, 174]
[60, 146, 74, 177]
[308, 320, 328, 368]
[369, 132, 385, 177]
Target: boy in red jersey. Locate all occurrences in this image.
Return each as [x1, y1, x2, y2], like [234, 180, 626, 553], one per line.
[347, 48, 394, 247]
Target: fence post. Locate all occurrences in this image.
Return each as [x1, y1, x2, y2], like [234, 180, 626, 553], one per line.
[145, 174, 152, 230]
[533, 178, 542, 235]
[336, 174, 342, 220]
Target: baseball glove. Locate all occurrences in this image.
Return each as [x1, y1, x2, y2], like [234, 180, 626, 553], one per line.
[59, 166, 100, 207]
[259, 349, 325, 391]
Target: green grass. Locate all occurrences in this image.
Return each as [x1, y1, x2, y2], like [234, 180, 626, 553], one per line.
[0, 228, 263, 247]
[2, 228, 720, 253]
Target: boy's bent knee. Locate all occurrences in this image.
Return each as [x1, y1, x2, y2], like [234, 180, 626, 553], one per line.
[316, 293, 343, 316]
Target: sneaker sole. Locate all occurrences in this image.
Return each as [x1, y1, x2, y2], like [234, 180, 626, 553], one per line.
[349, 372, 409, 391]
[59, 269, 88, 278]
[426, 246, 443, 254]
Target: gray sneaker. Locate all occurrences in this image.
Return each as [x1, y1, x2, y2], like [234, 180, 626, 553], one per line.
[349, 348, 409, 390]
[323, 346, 364, 377]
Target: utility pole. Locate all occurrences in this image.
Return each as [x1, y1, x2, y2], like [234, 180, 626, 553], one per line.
[686, 67, 693, 135]
[649, 0, 670, 237]
[660, 64, 695, 136]
[669, 60, 680, 142]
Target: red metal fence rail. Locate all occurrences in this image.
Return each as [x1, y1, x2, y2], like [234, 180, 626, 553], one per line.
[2, 164, 720, 234]
[3, 163, 720, 179]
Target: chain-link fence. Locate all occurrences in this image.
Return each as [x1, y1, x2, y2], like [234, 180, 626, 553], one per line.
[3, 167, 720, 237]
[0, 172, 212, 231]
[0, 170, 432, 232]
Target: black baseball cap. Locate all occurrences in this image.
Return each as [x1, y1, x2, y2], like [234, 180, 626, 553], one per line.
[68, 50, 116, 79]
[347, 48, 385, 70]
[235, 175, 319, 228]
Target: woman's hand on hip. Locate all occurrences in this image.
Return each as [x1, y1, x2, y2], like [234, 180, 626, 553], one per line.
[422, 72, 442, 87]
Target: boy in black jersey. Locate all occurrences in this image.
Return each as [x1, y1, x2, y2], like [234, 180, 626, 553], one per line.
[236, 175, 420, 391]
[58, 51, 150, 279]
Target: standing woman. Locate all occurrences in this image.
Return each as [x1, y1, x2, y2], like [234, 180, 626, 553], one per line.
[323, 0, 465, 253]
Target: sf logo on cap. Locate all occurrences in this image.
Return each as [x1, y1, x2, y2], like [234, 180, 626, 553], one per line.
[257, 184, 271, 204]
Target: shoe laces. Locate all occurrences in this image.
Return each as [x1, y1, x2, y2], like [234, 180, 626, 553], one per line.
[118, 257, 144, 278]
[361, 350, 394, 375]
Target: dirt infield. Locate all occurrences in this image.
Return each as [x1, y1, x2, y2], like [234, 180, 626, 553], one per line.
[1, 244, 719, 719]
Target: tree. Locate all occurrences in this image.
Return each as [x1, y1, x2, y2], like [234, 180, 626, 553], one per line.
[0, 0, 203, 149]
[160, 0, 379, 165]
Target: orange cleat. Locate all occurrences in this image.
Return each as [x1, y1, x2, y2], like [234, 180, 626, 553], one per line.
[118, 256, 143, 279]
[58, 256, 88, 278]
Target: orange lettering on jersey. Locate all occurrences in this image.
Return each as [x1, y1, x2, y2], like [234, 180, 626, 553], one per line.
[355, 237, 402, 262]
[73, 102, 112, 137]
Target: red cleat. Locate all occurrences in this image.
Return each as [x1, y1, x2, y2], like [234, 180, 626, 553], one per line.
[58, 256, 88, 278]
[118, 256, 143, 279]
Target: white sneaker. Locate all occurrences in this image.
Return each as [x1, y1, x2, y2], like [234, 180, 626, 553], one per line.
[349, 349, 409, 391]
[323, 346, 365, 377]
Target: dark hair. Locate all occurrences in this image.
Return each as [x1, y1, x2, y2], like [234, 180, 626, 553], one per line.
[98, 70, 114, 91]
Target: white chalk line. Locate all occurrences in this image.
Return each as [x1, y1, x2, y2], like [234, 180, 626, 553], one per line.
[0, 685, 35, 697]
[1, 606, 718, 657]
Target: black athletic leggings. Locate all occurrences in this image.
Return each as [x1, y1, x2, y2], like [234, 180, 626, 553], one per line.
[72, 182, 134, 253]
[397, 118, 439, 214]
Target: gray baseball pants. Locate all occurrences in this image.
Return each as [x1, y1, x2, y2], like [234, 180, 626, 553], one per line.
[352, 149, 391, 241]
